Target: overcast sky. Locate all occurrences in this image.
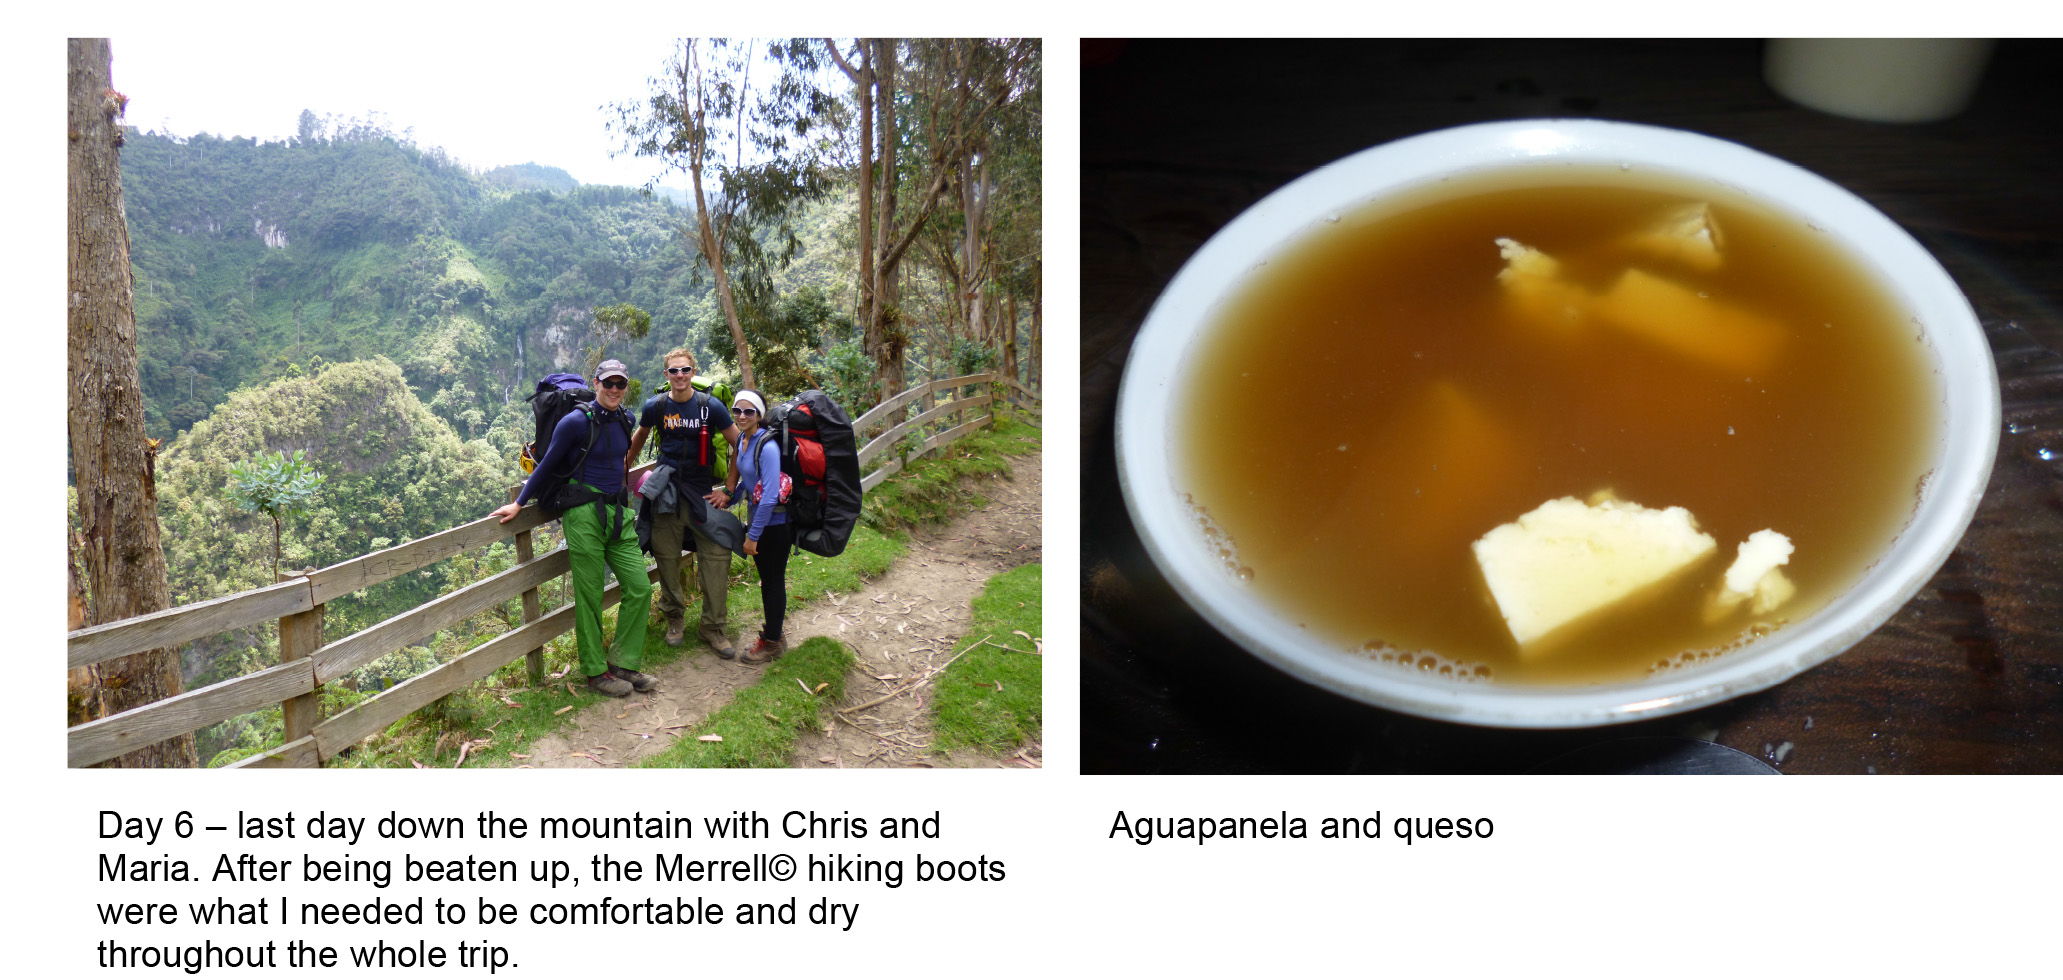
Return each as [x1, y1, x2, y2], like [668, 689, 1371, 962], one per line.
[104, 34, 697, 193]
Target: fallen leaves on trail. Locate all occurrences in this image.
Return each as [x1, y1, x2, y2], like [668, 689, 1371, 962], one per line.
[410, 760, 428, 769]
[454, 739, 490, 768]
[697, 734, 724, 742]
[511, 753, 531, 760]
[499, 696, 523, 708]
[812, 682, 829, 694]
[553, 705, 574, 716]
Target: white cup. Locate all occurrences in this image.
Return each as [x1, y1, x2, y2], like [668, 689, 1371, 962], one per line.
[1116, 119, 1999, 728]
[1765, 39, 1996, 123]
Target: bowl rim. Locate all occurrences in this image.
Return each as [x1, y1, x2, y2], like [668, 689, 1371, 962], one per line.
[1114, 118, 2000, 729]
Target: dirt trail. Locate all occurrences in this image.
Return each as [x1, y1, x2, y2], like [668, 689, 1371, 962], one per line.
[519, 451, 1041, 769]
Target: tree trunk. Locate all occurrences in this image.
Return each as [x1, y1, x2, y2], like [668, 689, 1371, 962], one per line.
[868, 39, 907, 401]
[828, 40, 883, 406]
[684, 41, 755, 389]
[1029, 259, 1041, 390]
[696, 205, 755, 390]
[67, 532, 103, 727]
[67, 38, 198, 768]
[961, 150, 989, 360]
[1002, 290, 1019, 387]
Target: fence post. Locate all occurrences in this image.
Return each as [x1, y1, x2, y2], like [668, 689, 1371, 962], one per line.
[277, 569, 323, 766]
[515, 528, 544, 685]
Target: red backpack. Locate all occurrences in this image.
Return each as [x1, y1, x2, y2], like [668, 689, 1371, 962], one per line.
[760, 390, 861, 557]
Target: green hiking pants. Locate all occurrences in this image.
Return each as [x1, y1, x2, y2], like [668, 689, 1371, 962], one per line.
[561, 498, 652, 678]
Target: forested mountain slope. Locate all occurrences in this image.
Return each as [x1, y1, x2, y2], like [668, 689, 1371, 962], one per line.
[121, 126, 712, 440]
[154, 359, 503, 685]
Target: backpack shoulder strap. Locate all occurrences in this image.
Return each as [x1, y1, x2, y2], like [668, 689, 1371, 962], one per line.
[551, 406, 603, 478]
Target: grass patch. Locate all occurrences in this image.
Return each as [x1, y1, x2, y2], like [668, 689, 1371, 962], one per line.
[637, 637, 854, 768]
[725, 523, 904, 632]
[931, 563, 1042, 754]
[862, 415, 1040, 533]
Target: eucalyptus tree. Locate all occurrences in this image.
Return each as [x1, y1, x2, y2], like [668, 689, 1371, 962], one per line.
[818, 38, 1040, 402]
[615, 39, 833, 391]
[67, 37, 199, 766]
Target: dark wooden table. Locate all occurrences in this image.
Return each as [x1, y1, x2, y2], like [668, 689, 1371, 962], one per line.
[1081, 39, 2063, 774]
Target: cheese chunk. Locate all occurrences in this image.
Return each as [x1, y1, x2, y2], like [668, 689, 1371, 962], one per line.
[1623, 202, 1725, 272]
[1591, 268, 1785, 373]
[1495, 236, 1562, 282]
[1473, 496, 1718, 651]
[1704, 529, 1797, 622]
[1493, 237, 1585, 330]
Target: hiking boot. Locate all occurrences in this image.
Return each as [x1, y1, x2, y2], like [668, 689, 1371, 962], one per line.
[741, 636, 786, 665]
[586, 670, 633, 698]
[664, 618, 685, 647]
[609, 665, 657, 693]
[701, 626, 737, 660]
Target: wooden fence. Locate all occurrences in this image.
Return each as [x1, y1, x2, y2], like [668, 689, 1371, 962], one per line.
[64, 373, 1036, 768]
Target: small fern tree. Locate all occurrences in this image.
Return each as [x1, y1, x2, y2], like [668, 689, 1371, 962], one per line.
[227, 449, 326, 581]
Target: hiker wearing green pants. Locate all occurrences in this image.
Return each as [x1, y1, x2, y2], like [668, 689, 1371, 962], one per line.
[492, 359, 655, 698]
[560, 494, 652, 681]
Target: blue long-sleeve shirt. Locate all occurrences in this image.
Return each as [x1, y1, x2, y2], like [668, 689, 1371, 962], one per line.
[516, 405, 634, 506]
[738, 429, 789, 541]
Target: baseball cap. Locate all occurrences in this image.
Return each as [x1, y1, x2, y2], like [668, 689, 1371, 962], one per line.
[595, 359, 630, 382]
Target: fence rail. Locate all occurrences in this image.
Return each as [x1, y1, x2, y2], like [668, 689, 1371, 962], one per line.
[67, 372, 1036, 767]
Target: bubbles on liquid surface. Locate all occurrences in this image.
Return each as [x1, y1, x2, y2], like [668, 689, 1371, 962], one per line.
[1650, 623, 1778, 675]
[1187, 494, 1250, 580]
[1358, 641, 1493, 682]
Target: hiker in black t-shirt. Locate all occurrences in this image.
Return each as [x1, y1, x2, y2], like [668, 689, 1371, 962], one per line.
[625, 348, 743, 657]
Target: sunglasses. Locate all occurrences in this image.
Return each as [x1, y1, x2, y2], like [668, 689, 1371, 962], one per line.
[666, 366, 696, 376]
[733, 406, 759, 417]
[597, 378, 629, 390]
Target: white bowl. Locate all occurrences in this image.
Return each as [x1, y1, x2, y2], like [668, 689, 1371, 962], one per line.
[1115, 119, 1999, 728]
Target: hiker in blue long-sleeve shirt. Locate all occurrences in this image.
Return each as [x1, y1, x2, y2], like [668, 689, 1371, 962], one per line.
[490, 359, 654, 698]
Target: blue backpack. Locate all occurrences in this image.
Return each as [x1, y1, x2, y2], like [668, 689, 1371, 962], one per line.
[519, 373, 592, 476]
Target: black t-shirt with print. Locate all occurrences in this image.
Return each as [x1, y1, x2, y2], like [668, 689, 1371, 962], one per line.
[639, 391, 734, 493]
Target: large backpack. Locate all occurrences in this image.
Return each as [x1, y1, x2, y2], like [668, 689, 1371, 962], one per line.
[761, 389, 861, 557]
[520, 373, 632, 519]
[519, 373, 593, 476]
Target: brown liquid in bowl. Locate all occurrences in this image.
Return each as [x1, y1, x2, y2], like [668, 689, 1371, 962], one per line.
[1178, 167, 1938, 685]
